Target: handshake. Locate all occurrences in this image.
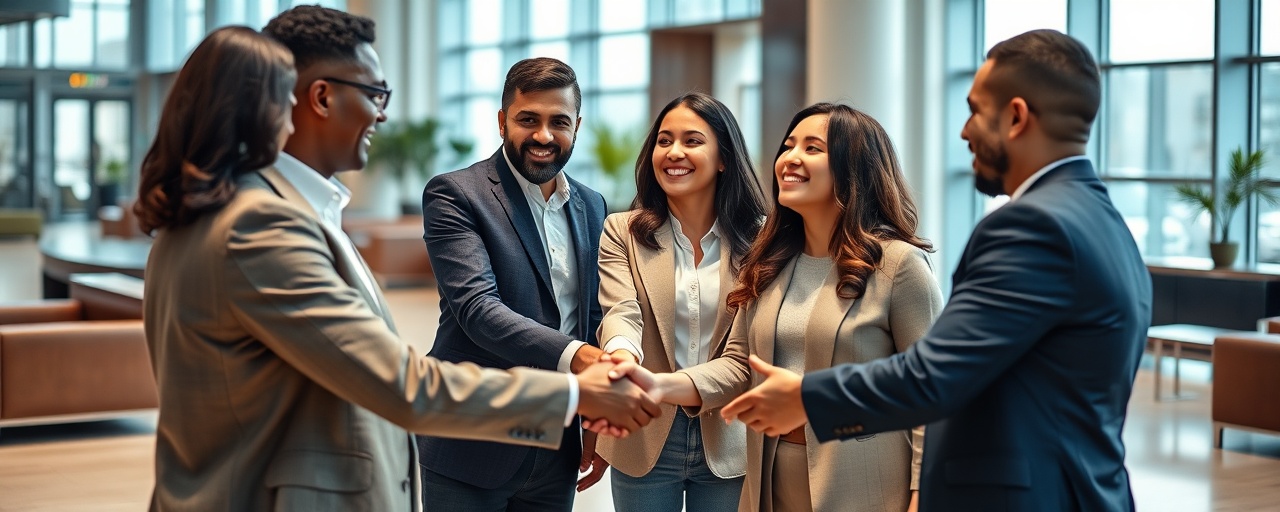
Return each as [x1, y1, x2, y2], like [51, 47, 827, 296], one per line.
[575, 351, 811, 439]
[572, 351, 663, 437]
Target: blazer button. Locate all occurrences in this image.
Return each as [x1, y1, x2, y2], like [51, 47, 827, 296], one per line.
[401, 479, 410, 491]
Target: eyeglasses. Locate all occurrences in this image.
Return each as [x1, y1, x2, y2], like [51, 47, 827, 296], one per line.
[321, 76, 392, 111]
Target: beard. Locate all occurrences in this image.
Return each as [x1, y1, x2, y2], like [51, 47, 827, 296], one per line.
[504, 135, 575, 185]
[971, 137, 1009, 198]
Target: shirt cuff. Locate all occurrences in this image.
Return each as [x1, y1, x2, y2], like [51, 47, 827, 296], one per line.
[557, 340, 588, 373]
[564, 373, 579, 427]
[603, 335, 643, 363]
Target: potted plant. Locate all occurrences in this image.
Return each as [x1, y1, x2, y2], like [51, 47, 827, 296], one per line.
[367, 118, 472, 215]
[589, 122, 643, 210]
[98, 158, 128, 209]
[1175, 147, 1278, 268]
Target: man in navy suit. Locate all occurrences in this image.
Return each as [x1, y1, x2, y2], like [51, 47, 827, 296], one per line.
[722, 30, 1152, 511]
[417, 57, 647, 510]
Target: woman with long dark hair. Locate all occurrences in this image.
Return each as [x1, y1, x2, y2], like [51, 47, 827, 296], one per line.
[727, 103, 941, 511]
[587, 92, 766, 511]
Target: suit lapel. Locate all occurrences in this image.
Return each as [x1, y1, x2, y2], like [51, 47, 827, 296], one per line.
[707, 240, 735, 357]
[490, 154, 556, 300]
[565, 187, 592, 341]
[637, 222, 678, 368]
[751, 258, 794, 368]
[803, 265, 854, 371]
[257, 167, 393, 328]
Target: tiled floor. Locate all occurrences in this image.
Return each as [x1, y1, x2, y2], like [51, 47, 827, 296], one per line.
[2, 227, 1279, 511]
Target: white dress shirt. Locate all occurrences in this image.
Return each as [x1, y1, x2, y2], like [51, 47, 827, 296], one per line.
[1009, 155, 1089, 202]
[272, 153, 380, 311]
[669, 217, 721, 370]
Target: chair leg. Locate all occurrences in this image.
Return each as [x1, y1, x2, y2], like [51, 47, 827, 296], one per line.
[1214, 423, 1224, 449]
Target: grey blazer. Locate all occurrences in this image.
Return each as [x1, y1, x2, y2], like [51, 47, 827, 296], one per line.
[144, 167, 570, 512]
[594, 212, 749, 479]
[723, 240, 942, 512]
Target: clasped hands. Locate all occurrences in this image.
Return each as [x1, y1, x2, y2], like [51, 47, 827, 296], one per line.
[581, 353, 810, 438]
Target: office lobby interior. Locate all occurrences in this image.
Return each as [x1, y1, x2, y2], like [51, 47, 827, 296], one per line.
[1, 0, 1280, 510]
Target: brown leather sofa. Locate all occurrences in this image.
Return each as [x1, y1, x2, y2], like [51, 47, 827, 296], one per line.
[0, 299, 158, 431]
[1212, 317, 1280, 448]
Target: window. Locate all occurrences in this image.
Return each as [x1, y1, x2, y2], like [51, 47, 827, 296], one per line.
[947, 0, 1278, 267]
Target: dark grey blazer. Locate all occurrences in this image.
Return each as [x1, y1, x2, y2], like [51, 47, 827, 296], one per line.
[416, 150, 607, 488]
[803, 160, 1152, 511]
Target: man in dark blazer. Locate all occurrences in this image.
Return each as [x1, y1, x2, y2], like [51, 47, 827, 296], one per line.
[722, 30, 1151, 511]
[418, 58, 642, 510]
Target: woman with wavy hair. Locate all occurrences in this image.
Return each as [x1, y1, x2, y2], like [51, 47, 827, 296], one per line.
[585, 92, 766, 511]
[601, 102, 942, 511]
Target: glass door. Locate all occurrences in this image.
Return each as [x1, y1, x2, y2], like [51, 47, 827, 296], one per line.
[51, 97, 130, 218]
[0, 97, 31, 208]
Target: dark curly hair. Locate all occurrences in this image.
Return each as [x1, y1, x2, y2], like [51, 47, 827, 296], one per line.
[133, 26, 296, 234]
[262, 5, 375, 71]
[727, 103, 932, 309]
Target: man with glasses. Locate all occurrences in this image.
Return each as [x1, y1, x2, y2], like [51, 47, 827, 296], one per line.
[219, 6, 659, 511]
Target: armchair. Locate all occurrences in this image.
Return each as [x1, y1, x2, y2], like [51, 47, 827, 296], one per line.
[1212, 317, 1280, 447]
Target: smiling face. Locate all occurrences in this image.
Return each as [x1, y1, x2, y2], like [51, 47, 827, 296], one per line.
[325, 42, 388, 172]
[961, 59, 1011, 197]
[775, 113, 835, 215]
[498, 87, 581, 184]
[651, 104, 722, 208]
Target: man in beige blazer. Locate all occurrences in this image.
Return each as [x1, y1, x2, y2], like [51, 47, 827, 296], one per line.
[140, 8, 657, 512]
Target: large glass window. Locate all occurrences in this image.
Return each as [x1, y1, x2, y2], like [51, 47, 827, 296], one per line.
[1104, 65, 1213, 178]
[951, 0, 1277, 266]
[982, 0, 1066, 53]
[1108, 0, 1215, 63]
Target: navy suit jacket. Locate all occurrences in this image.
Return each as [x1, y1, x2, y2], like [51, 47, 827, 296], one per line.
[416, 150, 606, 488]
[803, 160, 1151, 511]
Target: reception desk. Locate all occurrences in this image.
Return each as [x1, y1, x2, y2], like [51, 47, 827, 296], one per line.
[1147, 257, 1280, 331]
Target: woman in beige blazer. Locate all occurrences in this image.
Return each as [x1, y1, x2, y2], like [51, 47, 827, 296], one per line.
[589, 92, 766, 511]
[605, 103, 943, 511]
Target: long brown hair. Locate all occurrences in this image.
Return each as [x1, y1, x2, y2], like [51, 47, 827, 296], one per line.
[629, 92, 766, 266]
[134, 26, 296, 234]
[727, 103, 931, 309]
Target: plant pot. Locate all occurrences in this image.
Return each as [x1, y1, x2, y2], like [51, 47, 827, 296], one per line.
[1209, 242, 1239, 268]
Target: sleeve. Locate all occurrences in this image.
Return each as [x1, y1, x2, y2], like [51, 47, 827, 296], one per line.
[422, 174, 575, 370]
[595, 214, 646, 362]
[886, 245, 945, 490]
[224, 199, 570, 448]
[679, 305, 751, 416]
[802, 204, 1077, 443]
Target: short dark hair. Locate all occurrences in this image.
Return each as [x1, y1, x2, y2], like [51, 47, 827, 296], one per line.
[134, 26, 296, 234]
[629, 92, 766, 267]
[501, 57, 581, 114]
[262, 5, 375, 72]
[985, 29, 1100, 143]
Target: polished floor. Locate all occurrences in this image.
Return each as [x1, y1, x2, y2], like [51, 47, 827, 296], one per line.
[1, 235, 1279, 511]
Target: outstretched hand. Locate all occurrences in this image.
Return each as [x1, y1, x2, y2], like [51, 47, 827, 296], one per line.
[720, 355, 807, 436]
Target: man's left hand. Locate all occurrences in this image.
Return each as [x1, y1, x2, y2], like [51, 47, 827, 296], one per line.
[721, 355, 807, 436]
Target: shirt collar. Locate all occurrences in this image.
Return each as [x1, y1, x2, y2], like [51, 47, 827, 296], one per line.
[273, 152, 351, 216]
[503, 147, 571, 209]
[1009, 155, 1089, 202]
[669, 215, 722, 250]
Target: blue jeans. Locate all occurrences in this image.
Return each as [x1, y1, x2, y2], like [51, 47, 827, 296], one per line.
[610, 410, 744, 512]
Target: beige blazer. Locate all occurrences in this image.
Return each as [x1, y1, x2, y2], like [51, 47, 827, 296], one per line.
[143, 168, 571, 512]
[726, 240, 943, 512]
[594, 212, 750, 479]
